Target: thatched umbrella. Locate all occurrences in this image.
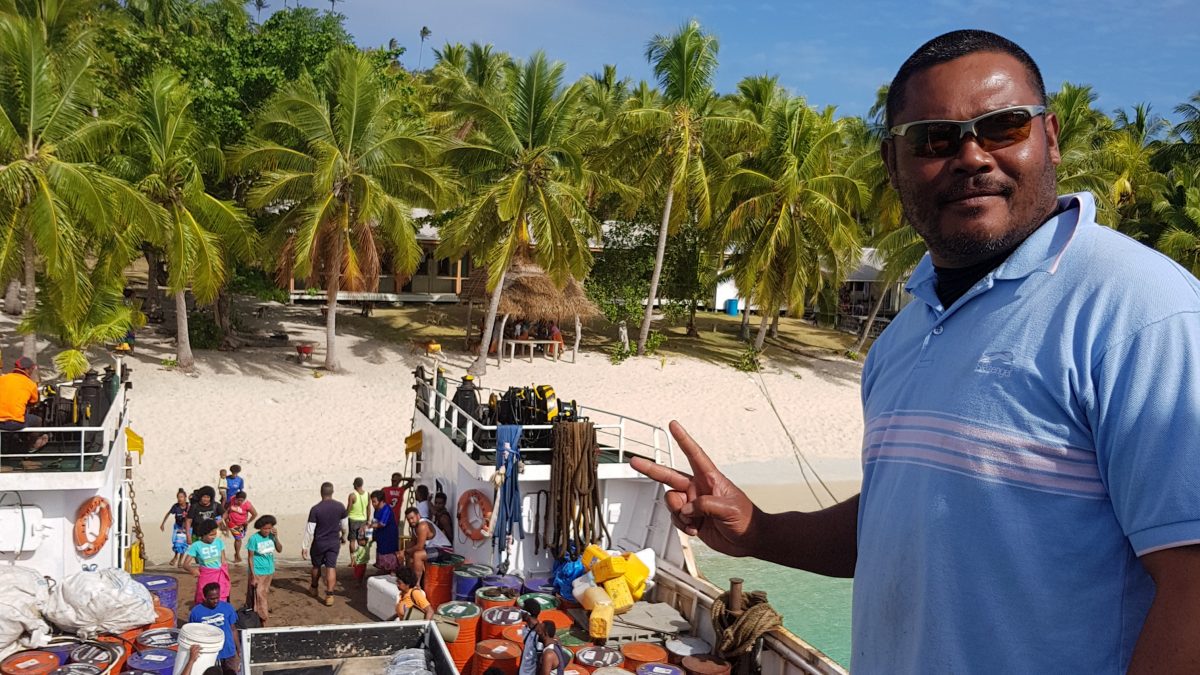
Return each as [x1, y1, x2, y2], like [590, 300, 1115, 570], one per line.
[460, 258, 599, 365]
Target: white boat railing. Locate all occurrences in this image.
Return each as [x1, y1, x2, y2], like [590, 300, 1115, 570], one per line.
[416, 379, 675, 468]
[0, 375, 129, 472]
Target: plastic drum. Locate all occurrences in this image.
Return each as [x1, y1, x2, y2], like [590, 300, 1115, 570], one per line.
[620, 643, 668, 674]
[0, 652, 60, 675]
[473, 639, 521, 675]
[637, 664, 685, 675]
[664, 638, 711, 666]
[481, 606, 525, 641]
[135, 629, 179, 653]
[125, 649, 175, 675]
[132, 575, 178, 612]
[575, 646, 623, 673]
[516, 592, 558, 612]
[680, 655, 730, 675]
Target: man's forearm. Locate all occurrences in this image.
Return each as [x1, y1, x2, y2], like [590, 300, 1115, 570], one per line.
[746, 494, 859, 578]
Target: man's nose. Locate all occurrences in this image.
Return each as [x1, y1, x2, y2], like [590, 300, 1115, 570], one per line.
[951, 134, 995, 174]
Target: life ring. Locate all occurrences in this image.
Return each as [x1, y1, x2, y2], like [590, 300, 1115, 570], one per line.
[457, 490, 493, 542]
[74, 496, 112, 558]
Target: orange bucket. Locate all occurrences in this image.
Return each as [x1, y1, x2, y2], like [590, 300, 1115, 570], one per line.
[538, 609, 574, 632]
[474, 639, 521, 675]
[481, 606, 526, 641]
[0, 652, 59, 675]
[476, 586, 518, 611]
[621, 643, 668, 673]
[437, 601, 482, 674]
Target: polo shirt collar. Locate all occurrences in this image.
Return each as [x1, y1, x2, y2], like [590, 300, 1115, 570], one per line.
[905, 192, 1095, 309]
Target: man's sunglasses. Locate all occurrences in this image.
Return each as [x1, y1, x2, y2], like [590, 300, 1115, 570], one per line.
[888, 105, 1046, 158]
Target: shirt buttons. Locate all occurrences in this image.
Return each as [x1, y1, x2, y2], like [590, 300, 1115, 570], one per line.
[932, 325, 944, 335]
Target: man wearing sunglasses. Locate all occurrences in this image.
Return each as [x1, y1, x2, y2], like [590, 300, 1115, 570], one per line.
[635, 29, 1200, 673]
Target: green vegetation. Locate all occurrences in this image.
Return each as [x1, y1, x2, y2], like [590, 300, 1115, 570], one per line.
[1, 2, 1196, 375]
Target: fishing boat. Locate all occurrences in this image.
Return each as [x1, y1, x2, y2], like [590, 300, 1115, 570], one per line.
[242, 371, 847, 675]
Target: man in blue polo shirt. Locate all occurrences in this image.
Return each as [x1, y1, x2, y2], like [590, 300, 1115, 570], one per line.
[188, 582, 240, 673]
[634, 29, 1200, 673]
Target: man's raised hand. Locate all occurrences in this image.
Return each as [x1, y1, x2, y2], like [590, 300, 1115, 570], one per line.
[630, 421, 761, 558]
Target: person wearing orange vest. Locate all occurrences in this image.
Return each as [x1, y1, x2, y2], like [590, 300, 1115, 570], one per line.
[0, 357, 47, 450]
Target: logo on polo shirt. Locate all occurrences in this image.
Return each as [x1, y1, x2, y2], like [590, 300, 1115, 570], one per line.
[975, 351, 1014, 376]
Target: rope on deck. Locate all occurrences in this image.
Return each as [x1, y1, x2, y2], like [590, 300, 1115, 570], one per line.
[711, 590, 783, 660]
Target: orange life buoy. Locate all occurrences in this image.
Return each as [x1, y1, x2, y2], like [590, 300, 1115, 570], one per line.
[75, 496, 112, 558]
[457, 489, 493, 542]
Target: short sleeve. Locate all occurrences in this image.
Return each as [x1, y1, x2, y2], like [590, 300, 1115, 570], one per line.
[186, 541, 199, 557]
[1092, 311, 1200, 555]
[413, 588, 430, 610]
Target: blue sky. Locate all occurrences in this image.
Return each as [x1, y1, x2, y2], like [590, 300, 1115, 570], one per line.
[287, 0, 1198, 124]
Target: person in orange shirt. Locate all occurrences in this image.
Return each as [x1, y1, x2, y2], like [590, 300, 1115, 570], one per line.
[0, 357, 47, 450]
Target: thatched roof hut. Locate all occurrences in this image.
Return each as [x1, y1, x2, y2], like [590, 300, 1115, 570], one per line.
[460, 259, 599, 365]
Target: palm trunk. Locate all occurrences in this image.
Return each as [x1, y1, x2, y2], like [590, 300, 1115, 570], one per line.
[573, 315, 582, 363]
[753, 310, 770, 351]
[686, 297, 699, 337]
[4, 280, 22, 315]
[215, 288, 236, 350]
[21, 232, 36, 359]
[637, 188, 675, 355]
[144, 248, 162, 316]
[324, 242, 343, 373]
[769, 310, 780, 338]
[739, 294, 752, 341]
[174, 290, 194, 369]
[853, 287, 890, 354]
[470, 267, 508, 376]
[495, 313, 509, 369]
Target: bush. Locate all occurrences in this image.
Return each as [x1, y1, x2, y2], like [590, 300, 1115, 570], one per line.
[734, 345, 761, 372]
[229, 268, 289, 303]
[608, 342, 633, 364]
[645, 330, 667, 355]
[188, 312, 222, 350]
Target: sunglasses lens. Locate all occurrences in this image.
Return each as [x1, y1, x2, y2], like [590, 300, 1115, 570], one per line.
[908, 122, 960, 158]
[975, 110, 1034, 151]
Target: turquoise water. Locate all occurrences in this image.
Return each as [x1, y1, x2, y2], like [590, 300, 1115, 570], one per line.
[692, 542, 853, 667]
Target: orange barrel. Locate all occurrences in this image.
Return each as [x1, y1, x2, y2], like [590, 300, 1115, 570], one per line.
[427, 559, 457, 609]
[476, 586, 519, 610]
[437, 601, 482, 674]
[556, 627, 593, 656]
[150, 605, 176, 630]
[501, 624, 527, 645]
[93, 638, 129, 673]
[135, 629, 180, 653]
[620, 643, 668, 673]
[575, 646, 623, 674]
[68, 644, 116, 672]
[473, 639, 521, 675]
[481, 606, 526, 641]
[538, 609, 574, 632]
[681, 655, 731, 675]
[0, 652, 60, 675]
[637, 664, 685, 675]
[516, 592, 558, 612]
[664, 638, 710, 666]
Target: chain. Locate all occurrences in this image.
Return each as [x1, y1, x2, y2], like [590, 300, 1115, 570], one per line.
[127, 456, 146, 563]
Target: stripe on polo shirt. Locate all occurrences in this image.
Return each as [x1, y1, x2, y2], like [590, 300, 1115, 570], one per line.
[864, 409, 1106, 499]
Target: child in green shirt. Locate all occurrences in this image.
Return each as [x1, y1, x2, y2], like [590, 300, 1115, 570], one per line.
[352, 534, 372, 588]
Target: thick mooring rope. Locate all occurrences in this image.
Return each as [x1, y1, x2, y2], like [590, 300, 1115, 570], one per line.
[544, 420, 610, 557]
[710, 590, 783, 659]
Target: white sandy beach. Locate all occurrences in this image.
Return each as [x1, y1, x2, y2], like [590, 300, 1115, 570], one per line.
[3, 300, 865, 562]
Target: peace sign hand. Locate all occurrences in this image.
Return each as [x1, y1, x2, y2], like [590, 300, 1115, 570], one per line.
[630, 421, 762, 558]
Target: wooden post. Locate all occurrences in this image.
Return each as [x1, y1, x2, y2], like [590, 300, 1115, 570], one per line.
[455, 259, 463, 295]
[729, 577, 744, 617]
[573, 314, 582, 363]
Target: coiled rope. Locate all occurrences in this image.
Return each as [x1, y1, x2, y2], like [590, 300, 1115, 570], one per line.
[710, 590, 782, 659]
[544, 420, 610, 557]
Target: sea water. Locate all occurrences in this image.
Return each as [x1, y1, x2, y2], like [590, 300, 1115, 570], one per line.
[692, 543, 852, 667]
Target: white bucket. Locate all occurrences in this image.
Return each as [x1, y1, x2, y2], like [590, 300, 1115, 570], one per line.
[172, 622, 226, 675]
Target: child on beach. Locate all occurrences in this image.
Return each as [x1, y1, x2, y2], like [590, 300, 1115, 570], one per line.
[246, 515, 281, 624]
[225, 491, 258, 563]
[183, 521, 230, 603]
[223, 465, 244, 505]
[159, 488, 190, 566]
[352, 534, 372, 588]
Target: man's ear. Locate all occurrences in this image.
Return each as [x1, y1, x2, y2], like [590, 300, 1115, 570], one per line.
[881, 139, 899, 189]
[1044, 111, 1062, 166]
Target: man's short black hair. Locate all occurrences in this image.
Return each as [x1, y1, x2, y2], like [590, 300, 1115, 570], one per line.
[321, 482, 334, 498]
[405, 506, 420, 517]
[396, 566, 417, 586]
[230, 464, 241, 474]
[203, 582, 221, 596]
[370, 489, 386, 502]
[886, 29, 1047, 129]
[522, 597, 542, 617]
[353, 476, 363, 488]
[194, 521, 217, 537]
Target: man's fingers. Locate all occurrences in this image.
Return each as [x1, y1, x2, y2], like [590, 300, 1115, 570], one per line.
[686, 495, 744, 523]
[669, 421, 721, 478]
[631, 455, 694, 493]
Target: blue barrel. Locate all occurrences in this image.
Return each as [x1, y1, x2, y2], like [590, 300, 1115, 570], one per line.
[482, 574, 522, 593]
[521, 577, 556, 594]
[43, 640, 82, 666]
[453, 563, 492, 601]
[638, 665, 685, 675]
[125, 649, 175, 675]
[132, 574, 178, 612]
[724, 298, 739, 316]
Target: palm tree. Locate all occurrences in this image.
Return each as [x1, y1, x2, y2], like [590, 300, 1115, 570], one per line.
[722, 96, 865, 350]
[1102, 103, 1169, 238]
[0, 12, 150, 360]
[1048, 83, 1114, 221]
[253, 0, 269, 22]
[108, 68, 257, 369]
[436, 51, 601, 375]
[613, 20, 752, 355]
[417, 25, 431, 70]
[1154, 164, 1200, 275]
[234, 48, 448, 371]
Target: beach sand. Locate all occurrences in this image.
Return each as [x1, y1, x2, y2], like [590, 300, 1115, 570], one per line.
[1, 298, 865, 566]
